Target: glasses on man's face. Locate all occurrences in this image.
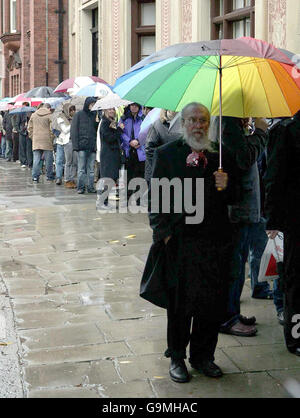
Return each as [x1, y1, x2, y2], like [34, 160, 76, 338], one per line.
[184, 117, 209, 125]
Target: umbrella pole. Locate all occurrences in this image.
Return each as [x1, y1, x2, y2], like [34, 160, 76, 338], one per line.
[218, 55, 223, 170]
[217, 56, 224, 192]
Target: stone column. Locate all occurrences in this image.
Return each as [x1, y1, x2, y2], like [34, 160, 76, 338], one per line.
[255, 0, 268, 41]
[286, 0, 300, 54]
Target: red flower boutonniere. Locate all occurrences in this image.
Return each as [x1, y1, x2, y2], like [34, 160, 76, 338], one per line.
[186, 151, 208, 169]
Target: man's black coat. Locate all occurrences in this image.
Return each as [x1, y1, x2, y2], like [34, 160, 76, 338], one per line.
[264, 110, 300, 235]
[140, 139, 238, 309]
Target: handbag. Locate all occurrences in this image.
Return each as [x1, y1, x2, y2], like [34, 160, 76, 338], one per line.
[258, 233, 284, 282]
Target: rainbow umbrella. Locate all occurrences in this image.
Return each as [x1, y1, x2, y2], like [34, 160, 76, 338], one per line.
[114, 37, 300, 168]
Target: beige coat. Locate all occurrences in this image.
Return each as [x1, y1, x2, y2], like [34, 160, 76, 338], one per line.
[28, 108, 54, 151]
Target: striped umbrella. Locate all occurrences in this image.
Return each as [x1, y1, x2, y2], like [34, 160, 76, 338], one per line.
[54, 76, 107, 94]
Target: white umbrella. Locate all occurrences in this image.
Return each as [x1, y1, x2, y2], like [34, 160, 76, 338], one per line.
[92, 93, 132, 111]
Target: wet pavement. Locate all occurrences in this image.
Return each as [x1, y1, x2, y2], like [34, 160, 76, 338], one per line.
[0, 159, 299, 398]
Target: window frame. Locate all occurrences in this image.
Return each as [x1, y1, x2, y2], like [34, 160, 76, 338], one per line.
[131, 0, 156, 65]
[211, 0, 255, 40]
[10, 0, 17, 33]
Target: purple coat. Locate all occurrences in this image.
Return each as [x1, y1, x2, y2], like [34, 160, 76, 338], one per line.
[120, 111, 146, 162]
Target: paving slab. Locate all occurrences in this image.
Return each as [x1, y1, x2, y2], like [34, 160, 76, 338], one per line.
[151, 371, 288, 398]
[24, 360, 121, 390]
[20, 323, 105, 350]
[28, 387, 100, 398]
[24, 341, 133, 366]
[222, 343, 300, 372]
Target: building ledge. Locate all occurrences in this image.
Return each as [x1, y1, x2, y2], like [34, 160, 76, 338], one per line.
[0, 32, 21, 52]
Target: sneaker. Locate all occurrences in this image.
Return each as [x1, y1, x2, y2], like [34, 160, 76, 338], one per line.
[87, 188, 97, 194]
[56, 179, 62, 185]
[21, 165, 27, 168]
[277, 311, 284, 326]
[77, 189, 85, 195]
[97, 203, 114, 211]
[32, 178, 39, 183]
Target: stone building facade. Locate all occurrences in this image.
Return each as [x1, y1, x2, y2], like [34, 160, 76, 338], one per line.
[69, 0, 300, 86]
[0, 0, 69, 98]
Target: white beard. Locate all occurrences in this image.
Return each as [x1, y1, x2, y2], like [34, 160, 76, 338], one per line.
[183, 126, 211, 152]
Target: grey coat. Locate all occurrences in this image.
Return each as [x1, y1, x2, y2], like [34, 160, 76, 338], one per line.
[221, 117, 267, 224]
[145, 119, 182, 183]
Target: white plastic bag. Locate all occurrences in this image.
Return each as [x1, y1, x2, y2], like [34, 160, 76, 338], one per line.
[258, 233, 284, 282]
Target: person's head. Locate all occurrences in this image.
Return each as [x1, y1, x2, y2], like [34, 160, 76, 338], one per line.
[143, 106, 153, 116]
[83, 97, 97, 112]
[181, 102, 211, 151]
[104, 108, 116, 120]
[43, 103, 52, 110]
[62, 103, 76, 119]
[22, 102, 30, 107]
[69, 105, 76, 117]
[37, 103, 44, 110]
[129, 103, 140, 116]
[160, 109, 177, 123]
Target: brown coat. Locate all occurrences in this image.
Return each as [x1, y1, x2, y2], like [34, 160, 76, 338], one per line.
[28, 108, 54, 151]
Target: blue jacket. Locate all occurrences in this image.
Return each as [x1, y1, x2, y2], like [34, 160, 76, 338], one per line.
[120, 108, 145, 162]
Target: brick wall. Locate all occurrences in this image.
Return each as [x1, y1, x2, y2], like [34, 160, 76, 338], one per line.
[0, 0, 69, 97]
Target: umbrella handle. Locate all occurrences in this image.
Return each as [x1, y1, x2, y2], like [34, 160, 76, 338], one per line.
[217, 167, 224, 192]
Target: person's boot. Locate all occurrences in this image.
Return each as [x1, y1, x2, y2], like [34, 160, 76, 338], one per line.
[169, 359, 190, 383]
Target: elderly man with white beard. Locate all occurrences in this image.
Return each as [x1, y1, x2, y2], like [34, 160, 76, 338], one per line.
[140, 102, 239, 383]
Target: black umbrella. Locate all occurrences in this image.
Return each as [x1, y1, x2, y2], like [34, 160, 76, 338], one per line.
[24, 86, 68, 99]
[24, 86, 54, 98]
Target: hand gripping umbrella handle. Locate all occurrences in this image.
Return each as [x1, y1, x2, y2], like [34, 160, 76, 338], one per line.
[217, 168, 224, 192]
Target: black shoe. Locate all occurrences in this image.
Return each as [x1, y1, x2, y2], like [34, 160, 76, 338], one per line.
[191, 360, 223, 378]
[32, 178, 39, 183]
[77, 189, 85, 195]
[239, 315, 257, 326]
[290, 348, 300, 357]
[87, 188, 97, 194]
[169, 359, 190, 383]
[56, 179, 62, 185]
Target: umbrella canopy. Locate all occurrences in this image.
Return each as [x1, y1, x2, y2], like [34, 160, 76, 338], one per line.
[0, 97, 14, 103]
[92, 93, 132, 111]
[74, 83, 112, 98]
[9, 106, 36, 114]
[24, 86, 55, 98]
[44, 97, 70, 109]
[54, 76, 107, 93]
[113, 37, 300, 118]
[138, 108, 161, 146]
[0, 102, 14, 111]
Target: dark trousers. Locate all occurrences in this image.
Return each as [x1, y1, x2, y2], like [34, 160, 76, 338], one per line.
[167, 289, 220, 362]
[26, 138, 33, 168]
[126, 148, 145, 203]
[283, 233, 300, 353]
[12, 132, 19, 162]
[19, 134, 28, 165]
